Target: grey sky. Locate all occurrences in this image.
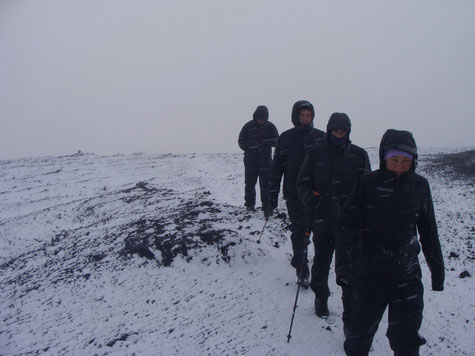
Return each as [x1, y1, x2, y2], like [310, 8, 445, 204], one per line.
[1, 0, 474, 159]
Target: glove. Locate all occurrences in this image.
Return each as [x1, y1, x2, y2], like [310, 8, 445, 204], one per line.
[432, 284, 444, 292]
[305, 193, 320, 210]
[336, 276, 351, 286]
[263, 206, 273, 219]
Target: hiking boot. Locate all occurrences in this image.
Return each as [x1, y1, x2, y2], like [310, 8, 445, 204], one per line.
[314, 297, 329, 318]
[245, 204, 255, 211]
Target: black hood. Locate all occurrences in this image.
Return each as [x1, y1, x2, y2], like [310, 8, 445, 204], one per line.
[291, 100, 315, 127]
[326, 112, 351, 134]
[253, 105, 269, 122]
[379, 129, 418, 170]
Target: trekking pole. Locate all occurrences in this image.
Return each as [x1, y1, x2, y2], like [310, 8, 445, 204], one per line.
[286, 239, 310, 343]
[256, 217, 268, 244]
[287, 273, 302, 343]
[287, 198, 316, 343]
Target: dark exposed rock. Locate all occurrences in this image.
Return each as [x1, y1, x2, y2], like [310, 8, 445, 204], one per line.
[436, 150, 475, 177]
[106, 333, 132, 347]
[123, 193, 239, 266]
[121, 181, 158, 194]
[459, 271, 471, 278]
[124, 236, 155, 260]
[89, 253, 107, 262]
[421, 150, 475, 180]
[449, 252, 460, 259]
[43, 169, 62, 175]
[51, 230, 69, 245]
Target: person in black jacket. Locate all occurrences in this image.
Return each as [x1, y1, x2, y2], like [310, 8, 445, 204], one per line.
[336, 129, 445, 356]
[297, 113, 370, 326]
[269, 100, 325, 283]
[238, 105, 279, 214]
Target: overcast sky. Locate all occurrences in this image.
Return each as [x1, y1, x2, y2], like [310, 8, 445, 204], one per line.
[1, 0, 474, 159]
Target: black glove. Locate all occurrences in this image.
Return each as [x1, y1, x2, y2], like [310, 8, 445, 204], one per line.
[336, 276, 351, 286]
[305, 192, 320, 210]
[432, 283, 444, 292]
[263, 206, 273, 219]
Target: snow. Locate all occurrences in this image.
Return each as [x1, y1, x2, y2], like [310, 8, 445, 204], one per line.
[0, 148, 474, 355]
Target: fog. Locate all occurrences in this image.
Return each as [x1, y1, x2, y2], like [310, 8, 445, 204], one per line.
[1, 0, 474, 159]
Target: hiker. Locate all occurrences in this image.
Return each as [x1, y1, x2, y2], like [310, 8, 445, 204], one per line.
[297, 113, 370, 331]
[336, 129, 445, 355]
[238, 105, 279, 216]
[269, 100, 325, 284]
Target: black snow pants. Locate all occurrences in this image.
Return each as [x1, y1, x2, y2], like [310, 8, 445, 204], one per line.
[311, 233, 353, 324]
[285, 198, 309, 276]
[344, 277, 424, 356]
[244, 154, 271, 208]
[310, 233, 334, 298]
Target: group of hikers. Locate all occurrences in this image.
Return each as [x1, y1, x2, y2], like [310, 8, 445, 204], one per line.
[238, 100, 445, 356]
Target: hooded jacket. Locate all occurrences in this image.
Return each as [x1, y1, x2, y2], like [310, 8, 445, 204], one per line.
[238, 106, 279, 160]
[297, 113, 371, 235]
[269, 101, 325, 201]
[336, 129, 445, 290]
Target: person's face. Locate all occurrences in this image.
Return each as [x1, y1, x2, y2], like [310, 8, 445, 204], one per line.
[256, 119, 266, 125]
[299, 109, 313, 126]
[386, 155, 412, 177]
[330, 129, 348, 138]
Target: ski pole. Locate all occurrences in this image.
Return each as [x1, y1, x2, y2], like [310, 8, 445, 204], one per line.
[286, 243, 309, 343]
[256, 217, 268, 244]
[287, 272, 302, 343]
[287, 206, 314, 343]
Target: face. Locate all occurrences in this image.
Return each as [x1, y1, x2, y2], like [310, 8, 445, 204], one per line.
[330, 129, 348, 138]
[299, 109, 313, 126]
[256, 119, 266, 125]
[386, 155, 412, 177]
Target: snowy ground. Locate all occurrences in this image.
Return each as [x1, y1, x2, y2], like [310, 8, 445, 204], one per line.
[0, 148, 474, 356]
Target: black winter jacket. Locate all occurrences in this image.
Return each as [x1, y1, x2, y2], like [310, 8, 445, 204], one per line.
[238, 120, 278, 160]
[336, 130, 445, 290]
[269, 101, 325, 201]
[297, 141, 370, 236]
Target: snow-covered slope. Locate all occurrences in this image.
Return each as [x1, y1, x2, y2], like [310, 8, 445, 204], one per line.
[0, 148, 473, 355]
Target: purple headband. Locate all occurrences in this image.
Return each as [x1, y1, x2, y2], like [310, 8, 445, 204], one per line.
[384, 149, 413, 160]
